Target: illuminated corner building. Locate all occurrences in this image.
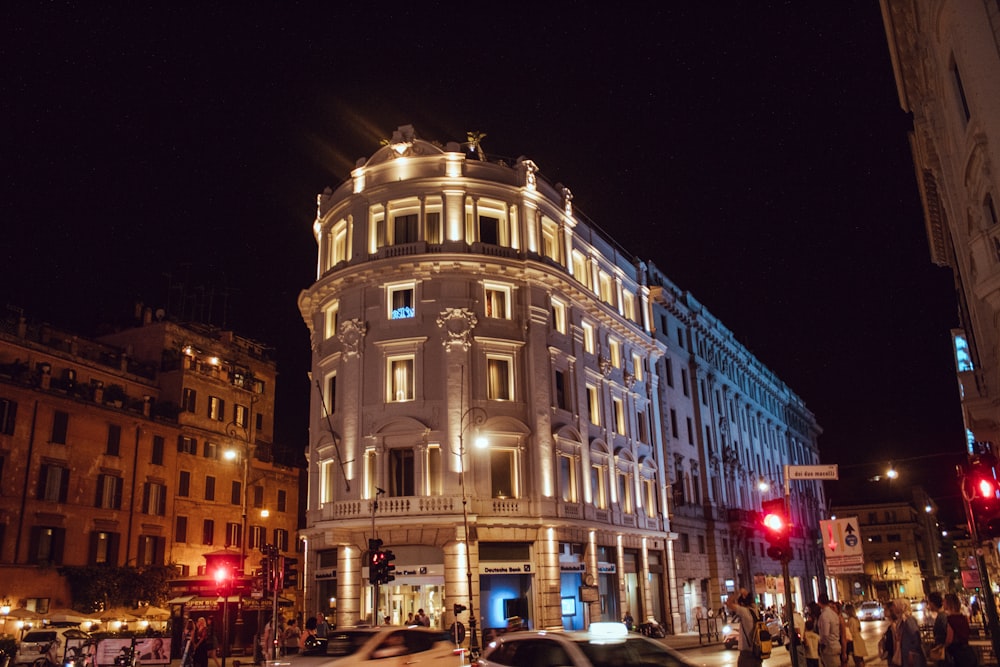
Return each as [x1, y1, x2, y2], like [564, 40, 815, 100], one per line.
[881, 2, 1000, 453]
[0, 309, 300, 627]
[298, 124, 824, 636]
[647, 270, 825, 631]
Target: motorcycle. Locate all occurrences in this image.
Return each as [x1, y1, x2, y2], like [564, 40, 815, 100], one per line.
[638, 619, 666, 638]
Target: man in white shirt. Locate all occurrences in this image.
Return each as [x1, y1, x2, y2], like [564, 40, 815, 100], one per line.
[817, 593, 843, 667]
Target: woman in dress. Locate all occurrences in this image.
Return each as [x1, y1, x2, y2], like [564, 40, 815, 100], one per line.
[944, 593, 978, 667]
[844, 603, 868, 667]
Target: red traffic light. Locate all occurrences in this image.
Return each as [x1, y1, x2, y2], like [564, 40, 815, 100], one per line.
[976, 477, 997, 499]
[763, 512, 786, 532]
[213, 566, 232, 585]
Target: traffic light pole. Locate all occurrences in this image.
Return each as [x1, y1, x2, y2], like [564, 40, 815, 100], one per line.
[783, 476, 799, 667]
[959, 464, 1000, 662]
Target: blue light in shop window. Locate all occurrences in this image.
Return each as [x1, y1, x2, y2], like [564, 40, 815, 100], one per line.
[391, 306, 415, 319]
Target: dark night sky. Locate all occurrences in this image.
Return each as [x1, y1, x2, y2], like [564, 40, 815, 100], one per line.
[2, 5, 966, 518]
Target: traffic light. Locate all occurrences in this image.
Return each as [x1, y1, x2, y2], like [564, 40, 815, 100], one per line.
[369, 538, 385, 584]
[383, 549, 396, 584]
[260, 557, 272, 590]
[213, 565, 233, 597]
[967, 454, 1000, 539]
[284, 557, 299, 588]
[761, 498, 791, 562]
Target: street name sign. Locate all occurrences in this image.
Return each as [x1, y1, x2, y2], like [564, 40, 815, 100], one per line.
[787, 465, 839, 480]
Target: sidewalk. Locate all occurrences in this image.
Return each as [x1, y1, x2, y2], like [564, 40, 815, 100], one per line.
[659, 631, 724, 651]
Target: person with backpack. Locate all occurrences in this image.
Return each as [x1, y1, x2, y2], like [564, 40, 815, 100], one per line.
[726, 591, 764, 667]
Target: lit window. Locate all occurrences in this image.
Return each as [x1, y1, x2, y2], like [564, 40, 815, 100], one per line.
[622, 291, 636, 321]
[427, 445, 442, 496]
[39, 464, 69, 503]
[598, 271, 615, 306]
[97, 474, 122, 509]
[587, 385, 600, 426]
[551, 299, 567, 334]
[609, 339, 622, 368]
[364, 449, 377, 499]
[582, 322, 596, 354]
[208, 396, 225, 421]
[643, 478, 657, 516]
[325, 218, 349, 271]
[143, 482, 166, 516]
[560, 454, 577, 503]
[632, 354, 643, 381]
[541, 217, 561, 263]
[612, 397, 626, 435]
[326, 373, 337, 415]
[484, 282, 512, 319]
[487, 355, 513, 401]
[388, 356, 415, 402]
[591, 464, 607, 509]
[324, 301, 339, 339]
[388, 283, 416, 319]
[234, 404, 249, 428]
[572, 250, 591, 289]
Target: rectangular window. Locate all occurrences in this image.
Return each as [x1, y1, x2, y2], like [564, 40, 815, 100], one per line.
[490, 449, 516, 498]
[554, 370, 568, 410]
[96, 474, 123, 509]
[637, 410, 649, 443]
[572, 250, 592, 289]
[38, 464, 69, 503]
[178, 470, 191, 497]
[231, 480, 242, 505]
[137, 535, 165, 566]
[670, 409, 679, 438]
[323, 301, 340, 339]
[643, 478, 656, 516]
[681, 369, 689, 397]
[388, 283, 415, 319]
[203, 441, 218, 459]
[952, 59, 972, 122]
[618, 471, 633, 513]
[364, 450, 377, 500]
[393, 213, 419, 244]
[609, 339, 621, 368]
[700, 380, 708, 405]
[90, 531, 118, 565]
[598, 272, 615, 306]
[622, 291, 636, 322]
[175, 516, 188, 543]
[249, 525, 266, 549]
[178, 436, 197, 454]
[105, 424, 121, 456]
[327, 373, 337, 415]
[479, 215, 500, 245]
[612, 398, 626, 435]
[426, 211, 443, 244]
[541, 217, 561, 263]
[253, 485, 264, 508]
[389, 448, 415, 497]
[277, 489, 287, 512]
[202, 519, 214, 545]
[698, 535, 706, 554]
[551, 299, 567, 334]
[151, 435, 164, 465]
[225, 522, 243, 548]
[388, 356, 415, 402]
[208, 396, 225, 421]
[582, 322, 595, 354]
[0, 398, 17, 434]
[234, 404, 249, 428]
[487, 356, 513, 401]
[592, 464, 607, 509]
[31, 526, 66, 564]
[143, 482, 166, 516]
[274, 528, 290, 552]
[632, 354, 643, 381]
[51, 410, 69, 444]
[205, 476, 216, 501]
[484, 282, 512, 319]
[182, 388, 197, 413]
[587, 385, 600, 426]
[560, 454, 577, 503]
[665, 358, 673, 387]
[427, 445, 442, 496]
[686, 418, 694, 444]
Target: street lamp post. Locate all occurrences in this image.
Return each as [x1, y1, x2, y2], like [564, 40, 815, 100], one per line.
[458, 405, 487, 659]
[225, 405, 255, 655]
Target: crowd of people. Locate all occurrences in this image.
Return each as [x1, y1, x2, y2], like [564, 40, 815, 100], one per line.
[719, 590, 982, 667]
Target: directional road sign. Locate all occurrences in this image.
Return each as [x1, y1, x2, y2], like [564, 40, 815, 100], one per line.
[820, 517, 864, 574]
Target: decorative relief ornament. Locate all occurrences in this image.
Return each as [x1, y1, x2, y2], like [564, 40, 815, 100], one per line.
[337, 319, 367, 357]
[437, 308, 478, 350]
[624, 371, 637, 389]
[598, 356, 613, 377]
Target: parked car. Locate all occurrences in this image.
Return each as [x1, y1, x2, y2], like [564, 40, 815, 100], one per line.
[479, 622, 698, 667]
[858, 601, 885, 621]
[14, 628, 90, 666]
[324, 628, 380, 658]
[320, 627, 465, 666]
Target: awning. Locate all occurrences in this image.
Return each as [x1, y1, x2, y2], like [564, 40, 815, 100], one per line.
[171, 596, 290, 612]
[167, 596, 196, 605]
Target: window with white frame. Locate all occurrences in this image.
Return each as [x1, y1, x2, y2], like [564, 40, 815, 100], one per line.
[326, 218, 349, 270]
[323, 301, 339, 339]
[632, 353, 643, 381]
[609, 338, 622, 368]
[369, 204, 385, 251]
[490, 449, 517, 498]
[551, 299, 567, 334]
[582, 322, 596, 354]
[484, 282, 512, 319]
[427, 445, 442, 496]
[643, 477, 657, 516]
[559, 453, 578, 503]
[572, 250, 591, 289]
[387, 356, 415, 402]
[326, 372, 337, 415]
[541, 217, 561, 263]
[487, 355, 513, 401]
[591, 463, 608, 509]
[388, 282, 416, 319]
[622, 290, 637, 322]
[598, 271, 615, 306]
[426, 197, 443, 244]
[320, 460, 335, 504]
[587, 384, 600, 426]
[364, 449, 377, 499]
[612, 397, 626, 435]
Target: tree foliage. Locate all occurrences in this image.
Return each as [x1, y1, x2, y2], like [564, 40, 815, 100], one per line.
[59, 564, 179, 613]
